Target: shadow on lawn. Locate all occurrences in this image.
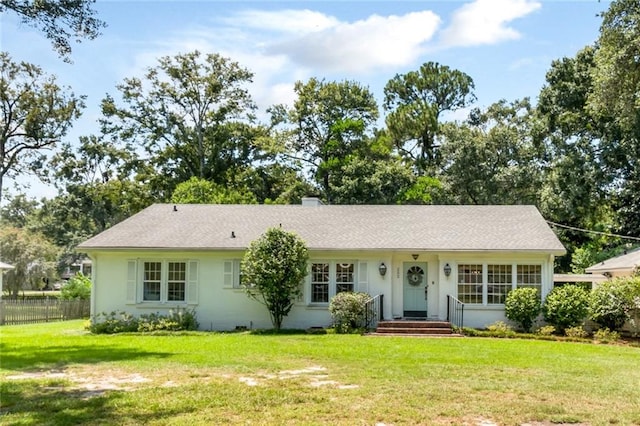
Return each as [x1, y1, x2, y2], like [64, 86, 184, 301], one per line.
[1, 381, 197, 425]
[0, 341, 171, 371]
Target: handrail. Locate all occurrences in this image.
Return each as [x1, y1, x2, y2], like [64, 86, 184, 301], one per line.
[364, 294, 384, 329]
[446, 294, 465, 333]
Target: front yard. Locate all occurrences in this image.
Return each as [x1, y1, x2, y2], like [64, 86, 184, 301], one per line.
[1, 321, 639, 425]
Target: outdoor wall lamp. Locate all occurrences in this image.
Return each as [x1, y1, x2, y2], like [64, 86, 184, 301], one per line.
[379, 262, 387, 276]
[444, 263, 452, 277]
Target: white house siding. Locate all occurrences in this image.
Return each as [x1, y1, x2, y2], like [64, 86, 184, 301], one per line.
[88, 250, 555, 331]
[435, 252, 554, 329]
[88, 250, 394, 331]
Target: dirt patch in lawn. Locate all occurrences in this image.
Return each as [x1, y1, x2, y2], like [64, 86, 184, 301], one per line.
[6, 367, 151, 399]
[238, 365, 359, 389]
[4, 364, 359, 398]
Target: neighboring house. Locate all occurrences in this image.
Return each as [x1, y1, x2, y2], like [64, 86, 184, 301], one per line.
[77, 200, 566, 330]
[585, 248, 640, 279]
[0, 261, 14, 298]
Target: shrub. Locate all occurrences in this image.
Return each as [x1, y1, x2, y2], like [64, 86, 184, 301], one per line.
[589, 277, 640, 331]
[329, 291, 371, 333]
[59, 273, 91, 300]
[565, 326, 588, 338]
[593, 328, 620, 343]
[87, 311, 139, 334]
[536, 325, 556, 336]
[542, 285, 589, 333]
[485, 321, 515, 337]
[504, 287, 541, 332]
[87, 309, 198, 334]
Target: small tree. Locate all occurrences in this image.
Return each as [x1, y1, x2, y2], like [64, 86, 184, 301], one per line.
[590, 277, 640, 331]
[504, 287, 541, 332]
[59, 273, 91, 300]
[241, 227, 309, 330]
[542, 285, 589, 333]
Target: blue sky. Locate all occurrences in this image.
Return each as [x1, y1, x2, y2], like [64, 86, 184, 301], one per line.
[2, 0, 609, 199]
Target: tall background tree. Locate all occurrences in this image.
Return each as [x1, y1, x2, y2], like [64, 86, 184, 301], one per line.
[0, 0, 105, 60]
[588, 0, 640, 237]
[270, 78, 380, 202]
[383, 61, 476, 175]
[100, 51, 261, 199]
[0, 52, 85, 201]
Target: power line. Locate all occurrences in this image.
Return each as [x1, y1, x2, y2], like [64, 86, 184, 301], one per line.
[546, 220, 640, 242]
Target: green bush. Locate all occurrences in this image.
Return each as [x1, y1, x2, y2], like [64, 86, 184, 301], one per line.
[504, 287, 541, 332]
[328, 291, 372, 333]
[593, 328, 620, 343]
[87, 311, 139, 334]
[59, 273, 91, 300]
[485, 321, 516, 337]
[565, 326, 588, 338]
[542, 285, 589, 333]
[589, 277, 640, 331]
[536, 325, 556, 336]
[87, 309, 198, 334]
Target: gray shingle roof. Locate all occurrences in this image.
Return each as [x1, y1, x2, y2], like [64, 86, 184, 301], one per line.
[585, 248, 640, 273]
[77, 204, 566, 253]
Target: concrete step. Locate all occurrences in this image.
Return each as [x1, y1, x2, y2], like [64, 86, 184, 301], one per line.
[374, 320, 454, 336]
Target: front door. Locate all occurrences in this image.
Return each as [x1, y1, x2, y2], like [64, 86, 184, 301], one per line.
[403, 262, 428, 318]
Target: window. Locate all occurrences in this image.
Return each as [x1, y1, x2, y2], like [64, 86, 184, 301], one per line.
[311, 263, 330, 303]
[223, 260, 243, 289]
[336, 263, 354, 293]
[143, 262, 162, 301]
[167, 262, 186, 301]
[517, 265, 542, 292]
[458, 264, 483, 304]
[457, 263, 542, 305]
[487, 264, 512, 304]
[140, 260, 191, 303]
[310, 261, 356, 303]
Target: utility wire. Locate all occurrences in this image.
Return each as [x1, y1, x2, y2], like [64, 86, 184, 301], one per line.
[546, 220, 640, 242]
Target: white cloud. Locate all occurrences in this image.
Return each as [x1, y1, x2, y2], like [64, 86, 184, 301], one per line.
[439, 0, 541, 48]
[265, 11, 441, 73]
[224, 9, 340, 35]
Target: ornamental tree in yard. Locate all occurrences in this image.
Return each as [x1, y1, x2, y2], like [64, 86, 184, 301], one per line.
[241, 227, 309, 330]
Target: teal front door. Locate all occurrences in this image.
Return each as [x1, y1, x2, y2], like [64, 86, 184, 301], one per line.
[403, 262, 428, 318]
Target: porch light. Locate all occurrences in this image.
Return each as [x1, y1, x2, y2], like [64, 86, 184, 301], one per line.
[444, 263, 452, 277]
[379, 262, 387, 276]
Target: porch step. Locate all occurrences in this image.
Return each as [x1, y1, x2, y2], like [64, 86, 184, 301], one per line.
[370, 320, 458, 337]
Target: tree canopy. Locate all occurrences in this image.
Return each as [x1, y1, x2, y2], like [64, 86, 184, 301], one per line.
[0, 52, 85, 201]
[1, 0, 105, 61]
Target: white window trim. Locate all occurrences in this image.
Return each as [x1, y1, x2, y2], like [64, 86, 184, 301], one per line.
[136, 259, 197, 305]
[308, 260, 357, 305]
[456, 262, 543, 306]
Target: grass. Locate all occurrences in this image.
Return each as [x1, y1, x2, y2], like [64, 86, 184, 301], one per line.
[1, 321, 639, 425]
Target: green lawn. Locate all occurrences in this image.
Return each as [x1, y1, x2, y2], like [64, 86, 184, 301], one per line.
[1, 321, 639, 425]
